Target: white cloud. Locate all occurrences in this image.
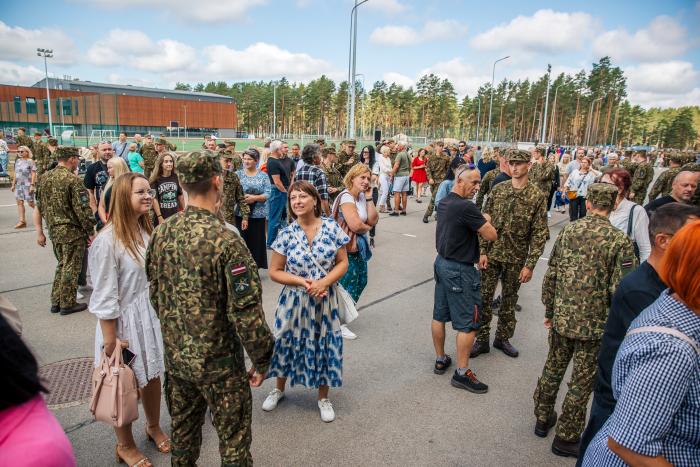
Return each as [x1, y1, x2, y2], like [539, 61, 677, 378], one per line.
[82, 0, 266, 23]
[625, 61, 700, 108]
[0, 61, 45, 85]
[87, 29, 197, 73]
[593, 16, 688, 62]
[365, 0, 408, 14]
[419, 58, 491, 97]
[370, 20, 467, 46]
[383, 72, 414, 88]
[202, 42, 332, 80]
[106, 73, 157, 88]
[0, 21, 78, 65]
[471, 9, 597, 53]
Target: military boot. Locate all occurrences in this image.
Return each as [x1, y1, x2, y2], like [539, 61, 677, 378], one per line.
[551, 436, 580, 458]
[493, 338, 519, 358]
[59, 303, 87, 316]
[470, 340, 490, 358]
[534, 411, 557, 438]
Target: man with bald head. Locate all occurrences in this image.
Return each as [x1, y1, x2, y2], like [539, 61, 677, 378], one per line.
[644, 170, 698, 214]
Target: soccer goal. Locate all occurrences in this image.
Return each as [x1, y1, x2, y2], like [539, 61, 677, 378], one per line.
[88, 129, 115, 146]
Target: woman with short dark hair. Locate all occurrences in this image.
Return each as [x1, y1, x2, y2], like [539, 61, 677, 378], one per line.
[235, 147, 271, 269]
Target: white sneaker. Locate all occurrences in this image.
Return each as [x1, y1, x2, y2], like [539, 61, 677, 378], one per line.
[547, 212, 552, 218]
[318, 398, 335, 422]
[262, 389, 284, 411]
[341, 324, 357, 340]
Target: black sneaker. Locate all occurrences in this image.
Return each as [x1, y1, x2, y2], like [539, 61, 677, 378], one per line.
[50, 305, 60, 314]
[451, 369, 488, 394]
[400, 211, 407, 216]
[433, 355, 452, 375]
[59, 303, 88, 316]
[389, 212, 399, 217]
[534, 411, 557, 438]
[422, 216, 429, 223]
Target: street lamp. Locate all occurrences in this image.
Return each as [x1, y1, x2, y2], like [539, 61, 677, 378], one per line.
[346, 0, 369, 139]
[487, 55, 509, 144]
[37, 48, 53, 135]
[540, 64, 552, 143]
[549, 84, 564, 144]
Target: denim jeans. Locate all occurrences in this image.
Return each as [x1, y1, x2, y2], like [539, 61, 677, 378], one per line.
[0, 152, 8, 175]
[267, 187, 287, 247]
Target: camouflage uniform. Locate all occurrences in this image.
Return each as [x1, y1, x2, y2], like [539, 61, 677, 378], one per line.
[534, 183, 637, 443]
[337, 140, 357, 177]
[648, 163, 681, 201]
[475, 166, 500, 210]
[222, 169, 250, 224]
[145, 151, 274, 467]
[424, 150, 451, 219]
[628, 158, 653, 205]
[36, 148, 95, 309]
[321, 147, 343, 204]
[15, 132, 33, 151]
[140, 142, 158, 178]
[34, 138, 58, 178]
[529, 160, 556, 198]
[619, 155, 637, 178]
[477, 150, 549, 344]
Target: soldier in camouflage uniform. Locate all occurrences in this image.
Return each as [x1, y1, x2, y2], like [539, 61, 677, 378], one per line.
[533, 183, 636, 458]
[472, 149, 549, 358]
[619, 150, 637, 178]
[336, 139, 357, 177]
[15, 127, 33, 152]
[423, 142, 451, 223]
[223, 140, 243, 171]
[529, 147, 556, 199]
[34, 137, 58, 178]
[648, 152, 683, 201]
[159, 134, 177, 151]
[628, 150, 653, 205]
[320, 146, 344, 204]
[219, 150, 250, 226]
[475, 147, 503, 210]
[145, 151, 274, 467]
[31, 132, 45, 156]
[140, 135, 158, 178]
[35, 147, 95, 315]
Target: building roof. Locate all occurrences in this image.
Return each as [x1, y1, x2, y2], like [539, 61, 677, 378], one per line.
[32, 78, 234, 104]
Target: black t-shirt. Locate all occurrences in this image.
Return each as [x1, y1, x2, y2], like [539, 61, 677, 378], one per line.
[492, 171, 512, 187]
[593, 261, 665, 409]
[153, 174, 183, 222]
[267, 156, 295, 189]
[644, 195, 676, 215]
[435, 192, 486, 264]
[84, 160, 109, 202]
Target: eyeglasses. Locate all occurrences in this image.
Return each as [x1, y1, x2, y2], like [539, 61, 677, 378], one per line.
[133, 189, 156, 198]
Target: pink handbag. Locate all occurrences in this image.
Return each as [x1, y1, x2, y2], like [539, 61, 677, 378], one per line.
[89, 339, 139, 427]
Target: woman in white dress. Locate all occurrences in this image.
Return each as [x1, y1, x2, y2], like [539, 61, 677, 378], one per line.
[89, 172, 168, 467]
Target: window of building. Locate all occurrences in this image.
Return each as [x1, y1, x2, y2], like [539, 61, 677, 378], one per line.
[13, 96, 21, 114]
[25, 97, 37, 114]
[62, 99, 72, 116]
[74, 99, 79, 116]
[42, 99, 48, 114]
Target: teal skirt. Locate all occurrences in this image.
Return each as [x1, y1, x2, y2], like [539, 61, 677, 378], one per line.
[339, 252, 368, 302]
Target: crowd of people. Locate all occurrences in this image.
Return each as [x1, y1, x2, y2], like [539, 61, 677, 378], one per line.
[1, 125, 699, 466]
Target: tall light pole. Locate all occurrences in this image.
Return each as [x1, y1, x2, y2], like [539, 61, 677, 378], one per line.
[540, 64, 551, 143]
[37, 48, 53, 134]
[272, 82, 277, 138]
[475, 97, 481, 143]
[487, 55, 509, 144]
[346, 0, 369, 139]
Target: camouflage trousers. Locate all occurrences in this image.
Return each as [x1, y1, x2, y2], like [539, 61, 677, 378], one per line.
[476, 259, 522, 343]
[424, 181, 442, 218]
[165, 372, 253, 467]
[533, 330, 600, 442]
[51, 239, 86, 308]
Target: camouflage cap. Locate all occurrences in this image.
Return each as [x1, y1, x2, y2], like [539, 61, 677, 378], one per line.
[155, 138, 167, 145]
[342, 139, 357, 146]
[314, 138, 326, 144]
[219, 150, 234, 159]
[55, 146, 80, 159]
[586, 183, 618, 210]
[223, 139, 236, 146]
[322, 146, 336, 156]
[47, 138, 58, 146]
[176, 150, 222, 184]
[669, 152, 684, 164]
[506, 149, 531, 162]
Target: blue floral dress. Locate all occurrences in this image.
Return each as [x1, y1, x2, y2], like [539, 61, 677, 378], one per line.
[268, 217, 350, 388]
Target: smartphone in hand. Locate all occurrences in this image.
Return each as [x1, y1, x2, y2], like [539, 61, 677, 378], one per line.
[122, 348, 136, 367]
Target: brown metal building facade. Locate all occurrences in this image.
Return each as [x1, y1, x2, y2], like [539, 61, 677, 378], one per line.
[0, 80, 236, 135]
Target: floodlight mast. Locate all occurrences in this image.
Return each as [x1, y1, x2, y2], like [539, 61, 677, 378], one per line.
[37, 48, 54, 135]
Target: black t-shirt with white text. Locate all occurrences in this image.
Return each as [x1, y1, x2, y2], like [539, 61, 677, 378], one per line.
[436, 192, 486, 264]
[153, 174, 182, 223]
[84, 160, 109, 202]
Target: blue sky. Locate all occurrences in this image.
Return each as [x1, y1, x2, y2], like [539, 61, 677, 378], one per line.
[1, 0, 699, 108]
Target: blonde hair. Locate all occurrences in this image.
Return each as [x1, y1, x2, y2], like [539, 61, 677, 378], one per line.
[101, 157, 129, 207]
[561, 153, 571, 165]
[149, 152, 178, 185]
[380, 146, 391, 156]
[343, 163, 371, 190]
[17, 145, 33, 159]
[104, 173, 153, 262]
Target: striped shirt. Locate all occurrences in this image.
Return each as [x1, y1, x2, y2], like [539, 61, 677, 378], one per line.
[294, 164, 329, 200]
[582, 290, 700, 466]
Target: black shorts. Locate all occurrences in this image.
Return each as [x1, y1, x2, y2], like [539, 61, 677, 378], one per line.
[433, 255, 481, 332]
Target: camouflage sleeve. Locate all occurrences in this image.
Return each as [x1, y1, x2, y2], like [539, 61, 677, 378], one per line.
[236, 177, 250, 220]
[647, 173, 664, 201]
[629, 165, 648, 193]
[71, 179, 97, 235]
[224, 245, 274, 374]
[475, 172, 492, 209]
[541, 232, 562, 319]
[609, 237, 638, 301]
[479, 191, 494, 255]
[525, 194, 549, 270]
[144, 236, 159, 315]
[425, 160, 435, 181]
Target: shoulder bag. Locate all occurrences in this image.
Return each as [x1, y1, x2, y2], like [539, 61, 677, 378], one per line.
[567, 171, 588, 200]
[291, 228, 358, 325]
[627, 326, 700, 356]
[626, 204, 641, 260]
[89, 338, 139, 427]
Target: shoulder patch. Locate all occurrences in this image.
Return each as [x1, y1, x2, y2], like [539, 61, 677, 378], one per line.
[228, 261, 253, 297]
[621, 256, 635, 272]
[79, 189, 89, 205]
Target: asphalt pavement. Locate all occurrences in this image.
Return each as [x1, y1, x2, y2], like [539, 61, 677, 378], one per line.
[0, 186, 577, 467]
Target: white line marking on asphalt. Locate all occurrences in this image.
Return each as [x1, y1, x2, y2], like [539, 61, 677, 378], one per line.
[402, 233, 417, 237]
[0, 204, 16, 207]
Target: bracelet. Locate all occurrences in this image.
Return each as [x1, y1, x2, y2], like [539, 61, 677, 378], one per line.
[157, 214, 163, 218]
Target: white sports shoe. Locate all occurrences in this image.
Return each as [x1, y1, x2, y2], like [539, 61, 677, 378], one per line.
[262, 389, 284, 411]
[341, 324, 357, 340]
[318, 398, 335, 422]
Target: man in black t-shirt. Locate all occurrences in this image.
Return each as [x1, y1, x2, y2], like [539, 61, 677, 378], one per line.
[84, 141, 113, 216]
[432, 165, 497, 394]
[577, 202, 700, 465]
[643, 170, 697, 215]
[266, 140, 294, 247]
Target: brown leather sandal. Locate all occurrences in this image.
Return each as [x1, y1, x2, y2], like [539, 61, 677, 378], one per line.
[115, 444, 152, 467]
[145, 426, 171, 453]
[14, 220, 26, 229]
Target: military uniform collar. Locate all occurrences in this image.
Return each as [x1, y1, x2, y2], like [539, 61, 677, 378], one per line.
[185, 205, 218, 219]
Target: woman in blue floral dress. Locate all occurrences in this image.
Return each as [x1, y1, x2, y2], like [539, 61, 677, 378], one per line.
[263, 181, 349, 423]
